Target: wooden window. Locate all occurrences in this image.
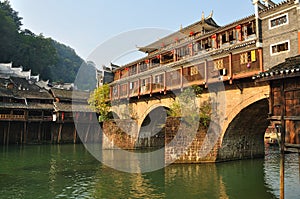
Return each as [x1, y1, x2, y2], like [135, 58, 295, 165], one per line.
[270, 40, 289, 55]
[190, 66, 199, 76]
[130, 65, 137, 75]
[246, 22, 255, 35]
[269, 13, 288, 29]
[154, 74, 163, 83]
[240, 52, 250, 64]
[229, 29, 235, 42]
[178, 46, 189, 58]
[221, 33, 227, 43]
[139, 63, 148, 72]
[214, 59, 224, 70]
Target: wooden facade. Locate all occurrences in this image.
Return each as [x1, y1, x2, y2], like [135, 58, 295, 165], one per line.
[255, 55, 300, 152]
[0, 77, 94, 145]
[110, 13, 263, 100]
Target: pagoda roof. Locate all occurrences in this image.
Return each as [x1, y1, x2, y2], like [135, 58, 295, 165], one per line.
[139, 15, 220, 54]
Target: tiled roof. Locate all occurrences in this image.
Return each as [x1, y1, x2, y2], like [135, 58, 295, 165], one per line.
[0, 88, 14, 97]
[51, 88, 90, 102]
[27, 103, 53, 110]
[0, 102, 27, 109]
[53, 102, 93, 112]
[16, 90, 53, 99]
[253, 55, 300, 81]
[258, 0, 293, 14]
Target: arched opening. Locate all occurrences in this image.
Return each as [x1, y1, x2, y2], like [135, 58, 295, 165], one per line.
[136, 106, 170, 149]
[217, 99, 269, 161]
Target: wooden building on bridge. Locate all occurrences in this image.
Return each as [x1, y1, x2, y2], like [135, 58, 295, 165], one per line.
[110, 5, 265, 100]
[109, 0, 300, 101]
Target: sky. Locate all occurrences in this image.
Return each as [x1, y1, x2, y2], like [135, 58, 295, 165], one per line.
[7, 0, 281, 65]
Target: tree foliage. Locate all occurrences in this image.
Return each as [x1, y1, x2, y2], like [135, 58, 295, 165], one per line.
[167, 87, 211, 127]
[88, 84, 111, 122]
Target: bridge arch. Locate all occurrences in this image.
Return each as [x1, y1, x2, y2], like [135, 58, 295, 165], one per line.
[136, 104, 171, 148]
[217, 98, 269, 161]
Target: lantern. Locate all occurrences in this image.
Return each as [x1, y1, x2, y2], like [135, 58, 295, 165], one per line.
[236, 25, 241, 30]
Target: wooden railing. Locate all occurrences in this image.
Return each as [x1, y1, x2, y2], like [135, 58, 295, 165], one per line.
[0, 114, 25, 121]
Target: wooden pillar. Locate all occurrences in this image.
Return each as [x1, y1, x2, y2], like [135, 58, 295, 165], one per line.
[3, 123, 7, 145]
[280, 153, 285, 199]
[258, 48, 263, 72]
[279, 79, 286, 199]
[20, 123, 24, 144]
[127, 82, 130, 99]
[136, 63, 140, 74]
[189, 43, 194, 56]
[180, 66, 183, 91]
[23, 122, 27, 144]
[164, 71, 167, 94]
[73, 127, 77, 144]
[269, 82, 274, 115]
[57, 123, 63, 144]
[150, 75, 153, 97]
[229, 53, 233, 84]
[204, 60, 208, 87]
[38, 122, 42, 142]
[51, 124, 54, 144]
[219, 34, 222, 47]
[280, 82, 286, 152]
[173, 49, 177, 62]
[6, 121, 10, 145]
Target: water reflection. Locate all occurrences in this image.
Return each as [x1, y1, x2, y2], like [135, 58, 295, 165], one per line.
[264, 147, 300, 199]
[0, 145, 299, 198]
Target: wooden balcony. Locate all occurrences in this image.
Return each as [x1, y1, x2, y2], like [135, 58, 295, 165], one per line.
[0, 114, 26, 121]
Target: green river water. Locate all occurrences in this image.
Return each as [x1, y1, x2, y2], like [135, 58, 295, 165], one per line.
[0, 144, 299, 199]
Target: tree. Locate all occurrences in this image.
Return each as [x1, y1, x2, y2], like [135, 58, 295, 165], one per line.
[0, 6, 18, 62]
[0, 0, 22, 30]
[167, 87, 211, 127]
[88, 84, 111, 122]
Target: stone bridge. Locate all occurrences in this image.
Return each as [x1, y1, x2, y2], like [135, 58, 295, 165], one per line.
[103, 80, 270, 163]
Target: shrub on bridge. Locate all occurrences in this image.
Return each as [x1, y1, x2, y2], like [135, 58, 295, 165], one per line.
[88, 84, 111, 122]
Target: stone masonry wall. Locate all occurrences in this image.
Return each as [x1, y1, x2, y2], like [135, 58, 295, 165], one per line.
[261, 2, 299, 70]
[165, 117, 221, 164]
[102, 119, 138, 149]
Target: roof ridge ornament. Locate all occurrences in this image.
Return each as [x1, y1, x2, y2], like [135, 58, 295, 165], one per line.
[206, 10, 213, 19]
[201, 11, 205, 21]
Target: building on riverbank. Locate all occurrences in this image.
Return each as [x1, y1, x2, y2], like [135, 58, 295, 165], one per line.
[0, 64, 94, 145]
[254, 55, 300, 152]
